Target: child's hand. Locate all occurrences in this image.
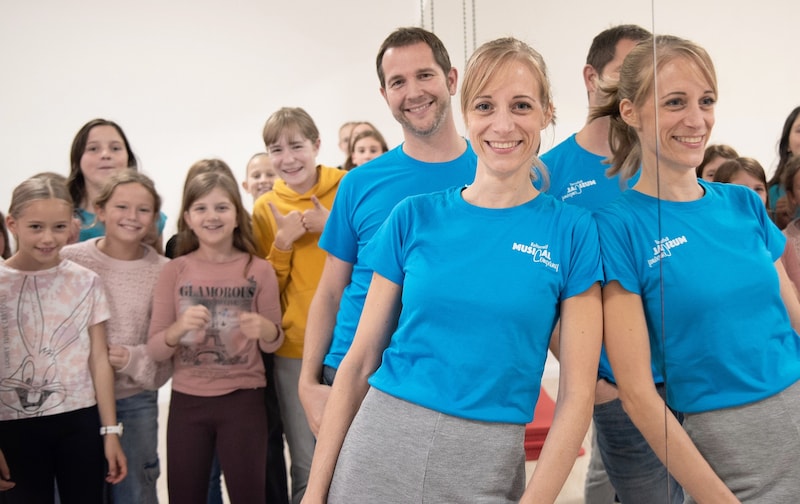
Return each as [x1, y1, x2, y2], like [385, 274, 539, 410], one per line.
[775, 195, 795, 229]
[68, 217, 81, 245]
[107, 345, 130, 370]
[301, 196, 329, 234]
[269, 203, 307, 250]
[168, 304, 210, 346]
[103, 435, 128, 484]
[0, 449, 15, 491]
[239, 312, 279, 343]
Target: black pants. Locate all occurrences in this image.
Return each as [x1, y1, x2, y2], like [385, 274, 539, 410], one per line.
[0, 406, 104, 504]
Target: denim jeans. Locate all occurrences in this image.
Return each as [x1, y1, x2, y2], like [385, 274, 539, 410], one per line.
[592, 383, 683, 504]
[112, 390, 160, 504]
[206, 454, 223, 504]
[584, 429, 618, 504]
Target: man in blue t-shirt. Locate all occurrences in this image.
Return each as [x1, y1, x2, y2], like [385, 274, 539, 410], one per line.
[298, 27, 476, 436]
[540, 24, 682, 504]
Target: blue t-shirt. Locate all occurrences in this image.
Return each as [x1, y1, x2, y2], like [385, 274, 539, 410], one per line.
[320, 143, 477, 370]
[768, 183, 784, 216]
[595, 180, 800, 413]
[767, 183, 800, 220]
[540, 134, 653, 383]
[77, 208, 168, 242]
[362, 187, 602, 423]
[541, 134, 638, 211]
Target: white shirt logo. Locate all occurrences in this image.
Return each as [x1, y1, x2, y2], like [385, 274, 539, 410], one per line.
[647, 235, 688, 268]
[512, 242, 560, 272]
[562, 179, 597, 200]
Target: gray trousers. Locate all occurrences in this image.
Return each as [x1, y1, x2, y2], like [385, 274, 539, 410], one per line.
[683, 379, 800, 503]
[329, 387, 526, 503]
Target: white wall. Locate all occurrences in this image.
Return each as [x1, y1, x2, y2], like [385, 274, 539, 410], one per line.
[1, 0, 796, 233]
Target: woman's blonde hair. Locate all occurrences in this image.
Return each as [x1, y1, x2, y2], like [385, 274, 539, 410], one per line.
[591, 35, 717, 182]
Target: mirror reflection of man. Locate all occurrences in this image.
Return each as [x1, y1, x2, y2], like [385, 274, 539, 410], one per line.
[541, 24, 683, 504]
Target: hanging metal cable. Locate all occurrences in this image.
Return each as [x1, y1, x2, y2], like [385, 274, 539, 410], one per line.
[471, 0, 476, 52]
[650, 2, 673, 502]
[462, 0, 477, 67]
[420, 0, 435, 32]
[462, 0, 468, 68]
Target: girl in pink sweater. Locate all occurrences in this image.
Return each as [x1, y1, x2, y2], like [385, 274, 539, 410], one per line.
[60, 170, 170, 504]
[147, 169, 284, 504]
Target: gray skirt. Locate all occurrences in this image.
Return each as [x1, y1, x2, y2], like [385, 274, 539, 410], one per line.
[682, 379, 800, 503]
[328, 387, 526, 503]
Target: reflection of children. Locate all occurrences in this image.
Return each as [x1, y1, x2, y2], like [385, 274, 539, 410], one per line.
[714, 156, 800, 296]
[712, 157, 768, 203]
[0, 176, 126, 503]
[0, 210, 10, 259]
[695, 144, 738, 181]
[60, 171, 170, 504]
[779, 156, 800, 280]
[147, 169, 283, 504]
[767, 107, 800, 226]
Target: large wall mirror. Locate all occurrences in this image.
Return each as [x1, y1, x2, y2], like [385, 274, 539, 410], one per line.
[1, 1, 796, 501]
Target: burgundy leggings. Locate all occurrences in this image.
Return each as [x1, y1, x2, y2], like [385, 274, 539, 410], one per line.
[166, 388, 268, 504]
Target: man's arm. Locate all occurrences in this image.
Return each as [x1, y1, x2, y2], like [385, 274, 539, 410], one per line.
[299, 254, 354, 436]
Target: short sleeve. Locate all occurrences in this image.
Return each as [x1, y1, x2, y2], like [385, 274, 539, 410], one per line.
[359, 198, 411, 286]
[89, 274, 112, 325]
[562, 211, 603, 300]
[753, 191, 787, 261]
[595, 209, 642, 295]
[318, 176, 360, 263]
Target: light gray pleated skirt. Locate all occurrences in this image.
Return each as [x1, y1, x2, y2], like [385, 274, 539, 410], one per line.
[682, 379, 800, 503]
[328, 387, 526, 503]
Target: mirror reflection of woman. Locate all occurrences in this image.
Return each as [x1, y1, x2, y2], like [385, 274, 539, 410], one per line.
[694, 144, 738, 182]
[767, 106, 800, 228]
[595, 35, 800, 502]
[303, 37, 602, 504]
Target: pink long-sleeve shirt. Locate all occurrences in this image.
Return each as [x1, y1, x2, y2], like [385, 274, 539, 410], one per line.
[147, 251, 283, 397]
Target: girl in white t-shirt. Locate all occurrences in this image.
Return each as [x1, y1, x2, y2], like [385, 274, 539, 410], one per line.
[0, 175, 126, 503]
